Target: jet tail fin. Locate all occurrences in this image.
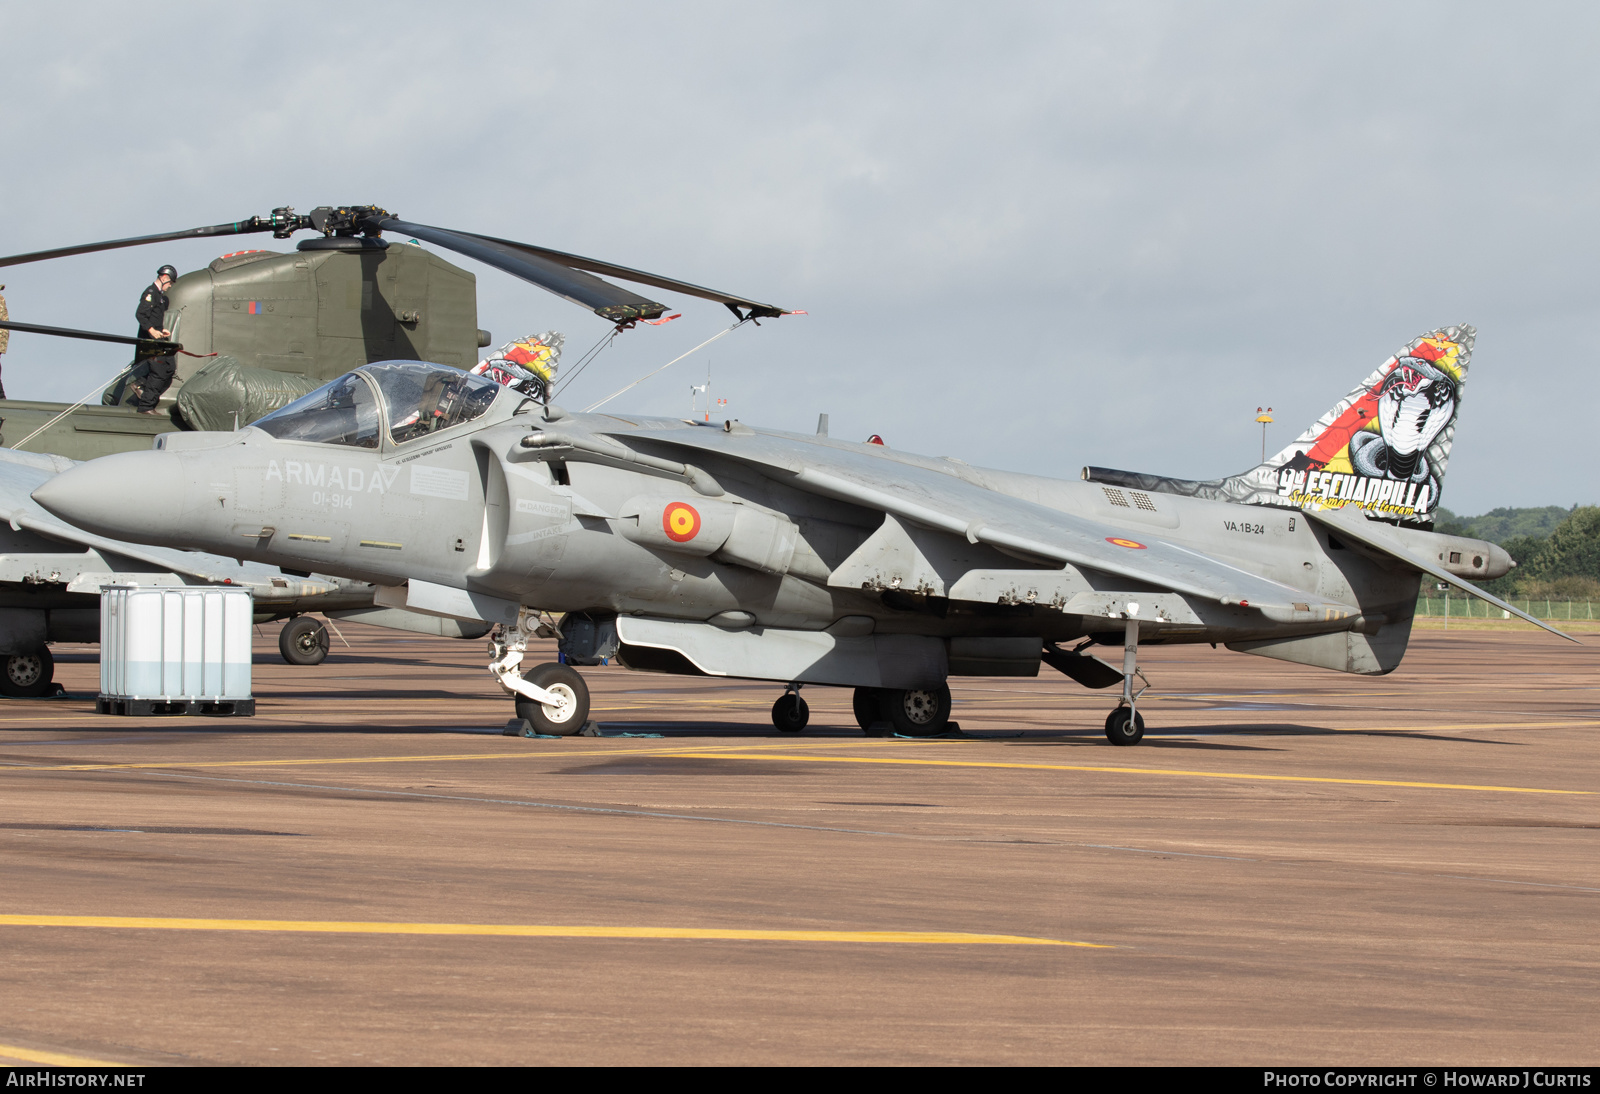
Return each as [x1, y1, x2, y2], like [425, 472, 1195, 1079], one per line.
[1085, 325, 1474, 527]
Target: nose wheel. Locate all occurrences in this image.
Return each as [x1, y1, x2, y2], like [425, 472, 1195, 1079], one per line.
[489, 608, 592, 736]
[513, 662, 591, 736]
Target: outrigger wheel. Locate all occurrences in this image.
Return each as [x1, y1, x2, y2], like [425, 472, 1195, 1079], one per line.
[515, 662, 590, 736]
[1104, 707, 1145, 746]
[279, 616, 330, 666]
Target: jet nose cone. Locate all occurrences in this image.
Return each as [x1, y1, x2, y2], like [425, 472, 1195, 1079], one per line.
[32, 451, 189, 544]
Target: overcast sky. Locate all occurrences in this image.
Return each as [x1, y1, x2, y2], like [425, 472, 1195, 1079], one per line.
[2, 1, 1594, 515]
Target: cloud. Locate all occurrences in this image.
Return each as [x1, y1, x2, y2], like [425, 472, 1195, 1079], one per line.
[2, 1, 1596, 511]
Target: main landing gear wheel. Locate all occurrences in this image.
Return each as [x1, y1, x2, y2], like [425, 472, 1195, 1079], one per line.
[279, 616, 330, 666]
[0, 647, 54, 698]
[771, 693, 809, 733]
[853, 687, 885, 735]
[881, 684, 952, 737]
[514, 662, 590, 736]
[1104, 707, 1145, 746]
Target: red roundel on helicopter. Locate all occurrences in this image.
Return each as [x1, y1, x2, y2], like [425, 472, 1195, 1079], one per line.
[1106, 537, 1147, 549]
[663, 502, 702, 542]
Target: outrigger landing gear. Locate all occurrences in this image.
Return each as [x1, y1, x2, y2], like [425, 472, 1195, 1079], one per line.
[490, 608, 591, 736]
[771, 683, 809, 733]
[1105, 618, 1149, 746]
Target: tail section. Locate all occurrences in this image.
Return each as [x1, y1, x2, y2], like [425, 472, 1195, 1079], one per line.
[1242, 325, 1472, 524]
[1084, 325, 1473, 526]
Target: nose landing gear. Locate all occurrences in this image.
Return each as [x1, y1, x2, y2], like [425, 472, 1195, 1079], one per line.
[514, 662, 590, 736]
[490, 608, 591, 736]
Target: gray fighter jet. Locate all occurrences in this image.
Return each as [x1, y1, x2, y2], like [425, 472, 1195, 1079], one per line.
[0, 447, 492, 692]
[28, 323, 1569, 742]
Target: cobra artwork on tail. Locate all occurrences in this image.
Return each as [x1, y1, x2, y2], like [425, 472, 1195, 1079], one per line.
[1086, 325, 1473, 528]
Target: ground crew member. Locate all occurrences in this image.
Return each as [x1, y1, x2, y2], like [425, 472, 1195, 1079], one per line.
[126, 264, 178, 413]
[0, 283, 8, 399]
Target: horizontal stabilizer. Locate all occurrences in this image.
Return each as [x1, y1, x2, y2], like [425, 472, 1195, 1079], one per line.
[1305, 507, 1578, 643]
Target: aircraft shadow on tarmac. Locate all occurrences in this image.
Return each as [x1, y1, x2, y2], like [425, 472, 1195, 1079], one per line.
[557, 721, 1521, 750]
[0, 706, 1518, 750]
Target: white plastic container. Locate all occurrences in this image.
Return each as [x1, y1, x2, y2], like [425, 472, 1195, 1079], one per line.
[98, 585, 254, 716]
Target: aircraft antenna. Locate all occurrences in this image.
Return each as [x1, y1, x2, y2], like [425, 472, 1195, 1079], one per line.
[691, 362, 709, 420]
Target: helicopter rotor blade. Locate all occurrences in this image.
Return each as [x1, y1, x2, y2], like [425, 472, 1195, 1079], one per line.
[461, 231, 788, 320]
[0, 319, 180, 355]
[0, 211, 307, 270]
[0, 204, 788, 326]
[375, 217, 786, 322]
[375, 218, 671, 323]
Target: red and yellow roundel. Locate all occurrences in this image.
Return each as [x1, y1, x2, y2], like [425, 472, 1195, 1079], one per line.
[663, 502, 702, 542]
[1105, 537, 1147, 549]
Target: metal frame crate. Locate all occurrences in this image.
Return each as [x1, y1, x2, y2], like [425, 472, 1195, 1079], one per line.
[99, 585, 254, 717]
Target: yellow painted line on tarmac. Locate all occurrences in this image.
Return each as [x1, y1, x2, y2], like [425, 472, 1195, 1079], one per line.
[0, 1042, 128, 1067]
[0, 740, 784, 772]
[670, 750, 1593, 796]
[0, 914, 1099, 947]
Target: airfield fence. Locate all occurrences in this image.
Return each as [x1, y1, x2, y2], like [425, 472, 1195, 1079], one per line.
[1415, 596, 1597, 621]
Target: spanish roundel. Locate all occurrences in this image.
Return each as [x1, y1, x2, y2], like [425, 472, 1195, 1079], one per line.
[1105, 537, 1147, 549]
[663, 502, 701, 542]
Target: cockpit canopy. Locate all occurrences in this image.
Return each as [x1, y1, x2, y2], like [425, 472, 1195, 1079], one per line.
[253, 361, 503, 448]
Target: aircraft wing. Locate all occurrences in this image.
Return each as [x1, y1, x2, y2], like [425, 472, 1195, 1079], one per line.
[614, 427, 1351, 623]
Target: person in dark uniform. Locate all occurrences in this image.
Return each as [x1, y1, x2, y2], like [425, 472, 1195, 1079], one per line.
[0, 283, 9, 400]
[125, 264, 178, 413]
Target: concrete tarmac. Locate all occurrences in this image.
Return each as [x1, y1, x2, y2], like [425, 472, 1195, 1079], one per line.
[0, 622, 1597, 1066]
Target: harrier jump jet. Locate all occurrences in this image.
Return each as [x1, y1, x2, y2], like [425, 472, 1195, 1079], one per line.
[30, 321, 1567, 742]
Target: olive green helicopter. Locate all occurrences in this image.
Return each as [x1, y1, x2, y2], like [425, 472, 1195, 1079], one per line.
[0, 204, 783, 460]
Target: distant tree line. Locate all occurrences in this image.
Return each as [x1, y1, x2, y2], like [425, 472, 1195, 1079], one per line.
[1433, 505, 1600, 599]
